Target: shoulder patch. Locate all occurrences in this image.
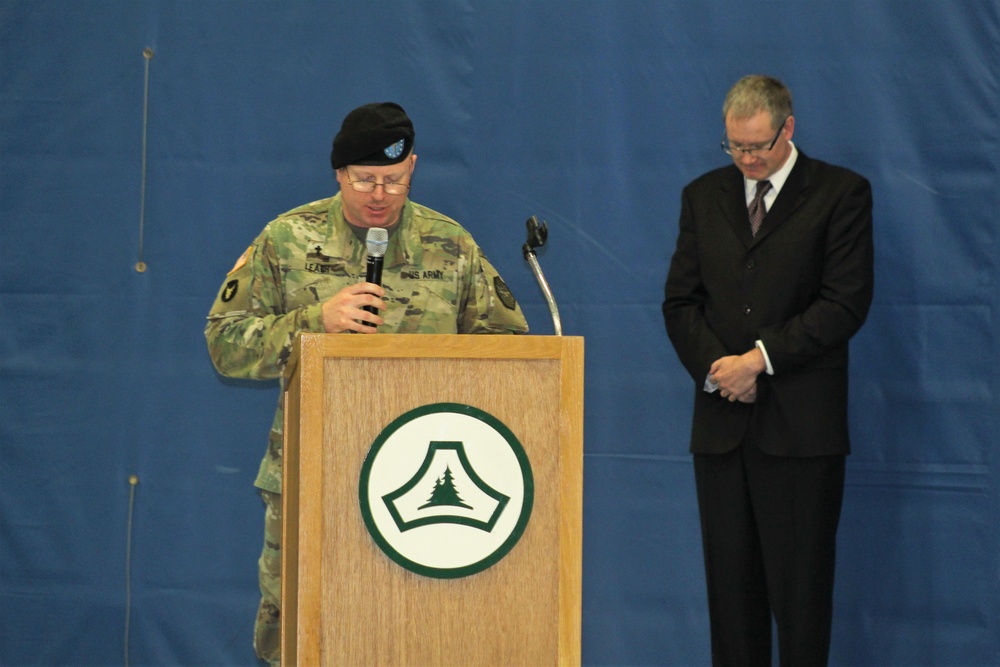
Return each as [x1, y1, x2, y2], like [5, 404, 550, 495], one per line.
[493, 276, 517, 310]
[227, 246, 253, 275]
[221, 279, 239, 303]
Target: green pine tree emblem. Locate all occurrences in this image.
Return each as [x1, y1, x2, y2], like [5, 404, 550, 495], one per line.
[419, 466, 473, 510]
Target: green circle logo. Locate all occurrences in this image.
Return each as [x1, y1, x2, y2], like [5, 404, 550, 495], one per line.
[359, 403, 534, 578]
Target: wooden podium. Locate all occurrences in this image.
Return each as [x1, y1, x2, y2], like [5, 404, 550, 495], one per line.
[281, 333, 584, 666]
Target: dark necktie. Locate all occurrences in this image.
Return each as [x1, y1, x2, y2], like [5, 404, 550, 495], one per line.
[748, 180, 772, 236]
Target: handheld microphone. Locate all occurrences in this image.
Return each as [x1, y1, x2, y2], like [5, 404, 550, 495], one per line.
[363, 227, 389, 317]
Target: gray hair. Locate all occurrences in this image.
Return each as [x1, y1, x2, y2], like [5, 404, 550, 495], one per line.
[722, 75, 793, 129]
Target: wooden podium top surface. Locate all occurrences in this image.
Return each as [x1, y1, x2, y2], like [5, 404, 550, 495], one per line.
[286, 333, 583, 380]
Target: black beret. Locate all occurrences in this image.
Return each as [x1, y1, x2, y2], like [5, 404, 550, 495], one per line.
[330, 102, 415, 170]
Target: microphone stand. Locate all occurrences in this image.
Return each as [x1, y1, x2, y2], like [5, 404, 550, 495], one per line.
[521, 216, 562, 336]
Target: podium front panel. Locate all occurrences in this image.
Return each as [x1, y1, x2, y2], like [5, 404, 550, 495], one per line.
[282, 334, 583, 666]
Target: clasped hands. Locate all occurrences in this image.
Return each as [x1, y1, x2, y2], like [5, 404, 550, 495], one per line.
[321, 282, 385, 333]
[710, 347, 766, 404]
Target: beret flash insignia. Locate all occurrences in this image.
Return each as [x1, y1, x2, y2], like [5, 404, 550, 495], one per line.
[384, 139, 405, 159]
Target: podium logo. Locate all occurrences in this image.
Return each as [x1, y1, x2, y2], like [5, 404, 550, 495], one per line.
[359, 403, 534, 578]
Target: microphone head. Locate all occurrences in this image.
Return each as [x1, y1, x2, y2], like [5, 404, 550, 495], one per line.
[365, 227, 389, 257]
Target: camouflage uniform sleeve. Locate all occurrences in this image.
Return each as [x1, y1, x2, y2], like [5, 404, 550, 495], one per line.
[458, 246, 530, 334]
[204, 232, 326, 380]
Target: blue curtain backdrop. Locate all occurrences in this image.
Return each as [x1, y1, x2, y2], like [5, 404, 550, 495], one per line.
[2, 1, 998, 665]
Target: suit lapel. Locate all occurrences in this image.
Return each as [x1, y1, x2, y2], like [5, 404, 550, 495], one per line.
[753, 151, 812, 243]
[719, 166, 754, 248]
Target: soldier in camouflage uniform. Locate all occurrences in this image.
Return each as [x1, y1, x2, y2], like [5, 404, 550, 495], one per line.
[204, 102, 528, 666]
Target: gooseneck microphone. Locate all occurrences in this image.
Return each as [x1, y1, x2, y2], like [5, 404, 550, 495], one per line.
[363, 227, 389, 318]
[522, 215, 562, 335]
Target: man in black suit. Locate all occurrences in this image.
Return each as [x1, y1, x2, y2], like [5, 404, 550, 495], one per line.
[663, 75, 874, 665]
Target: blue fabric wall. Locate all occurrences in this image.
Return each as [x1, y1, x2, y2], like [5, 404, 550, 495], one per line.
[1, 1, 998, 665]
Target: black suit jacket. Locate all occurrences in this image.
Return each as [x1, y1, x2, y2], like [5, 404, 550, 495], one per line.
[663, 150, 874, 457]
